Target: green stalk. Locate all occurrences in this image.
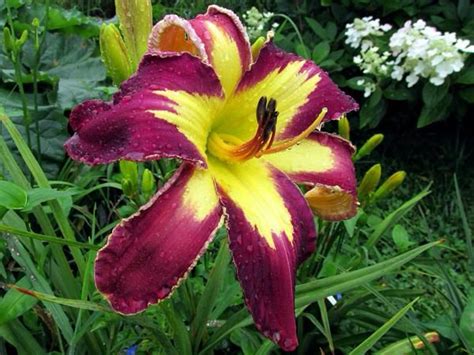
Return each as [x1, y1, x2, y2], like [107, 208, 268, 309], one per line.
[0, 113, 85, 274]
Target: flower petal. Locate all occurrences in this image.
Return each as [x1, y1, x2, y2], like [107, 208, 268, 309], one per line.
[215, 42, 358, 142]
[95, 164, 222, 314]
[208, 157, 316, 350]
[265, 132, 357, 220]
[65, 53, 223, 167]
[148, 5, 251, 97]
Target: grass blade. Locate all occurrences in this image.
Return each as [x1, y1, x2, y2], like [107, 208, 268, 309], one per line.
[349, 298, 419, 355]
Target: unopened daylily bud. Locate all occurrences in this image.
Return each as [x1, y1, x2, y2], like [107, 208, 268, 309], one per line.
[15, 30, 29, 48]
[3, 27, 14, 52]
[141, 168, 155, 199]
[121, 178, 134, 197]
[354, 133, 384, 161]
[100, 23, 132, 84]
[119, 160, 138, 192]
[373, 170, 406, 201]
[115, 0, 152, 70]
[338, 115, 350, 140]
[251, 36, 266, 59]
[32, 17, 40, 28]
[358, 163, 381, 199]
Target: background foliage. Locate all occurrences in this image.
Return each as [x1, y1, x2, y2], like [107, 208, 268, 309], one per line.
[0, 0, 472, 354]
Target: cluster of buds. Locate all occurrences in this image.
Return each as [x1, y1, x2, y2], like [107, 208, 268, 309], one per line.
[338, 117, 406, 206]
[119, 160, 156, 205]
[100, 0, 152, 85]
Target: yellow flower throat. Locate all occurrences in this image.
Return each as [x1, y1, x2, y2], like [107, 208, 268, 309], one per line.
[207, 96, 327, 163]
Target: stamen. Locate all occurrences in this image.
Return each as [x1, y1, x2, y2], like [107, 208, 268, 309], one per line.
[262, 108, 327, 155]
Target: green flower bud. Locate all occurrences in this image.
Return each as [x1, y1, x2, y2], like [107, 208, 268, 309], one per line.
[372, 171, 406, 201]
[141, 168, 155, 199]
[32, 18, 40, 28]
[338, 115, 350, 140]
[3, 27, 14, 52]
[354, 133, 384, 161]
[115, 0, 152, 70]
[100, 23, 133, 84]
[119, 160, 138, 192]
[121, 178, 134, 198]
[15, 30, 29, 48]
[251, 36, 266, 59]
[358, 163, 381, 199]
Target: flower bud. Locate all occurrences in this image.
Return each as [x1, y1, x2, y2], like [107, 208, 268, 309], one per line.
[119, 160, 138, 192]
[358, 163, 381, 199]
[15, 30, 29, 48]
[338, 115, 350, 140]
[121, 178, 134, 198]
[115, 0, 152, 70]
[100, 23, 133, 84]
[251, 36, 266, 59]
[141, 168, 155, 199]
[372, 171, 406, 201]
[3, 27, 14, 53]
[32, 18, 40, 28]
[354, 133, 384, 161]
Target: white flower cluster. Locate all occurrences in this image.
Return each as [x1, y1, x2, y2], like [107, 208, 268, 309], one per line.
[242, 7, 278, 40]
[389, 19, 474, 87]
[345, 16, 392, 51]
[345, 17, 474, 95]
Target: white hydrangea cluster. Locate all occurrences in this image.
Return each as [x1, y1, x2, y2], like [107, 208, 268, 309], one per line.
[345, 16, 392, 51]
[389, 19, 474, 87]
[345, 17, 474, 96]
[242, 7, 278, 40]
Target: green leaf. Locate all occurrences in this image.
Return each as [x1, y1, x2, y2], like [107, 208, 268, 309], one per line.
[365, 188, 430, 250]
[192, 239, 231, 351]
[456, 66, 474, 84]
[417, 93, 453, 127]
[460, 289, 474, 349]
[305, 17, 327, 40]
[0, 277, 37, 325]
[459, 87, 474, 103]
[360, 94, 386, 129]
[0, 319, 45, 355]
[0, 180, 27, 209]
[391, 224, 414, 251]
[312, 41, 331, 64]
[349, 298, 419, 355]
[422, 82, 449, 107]
[24, 187, 75, 211]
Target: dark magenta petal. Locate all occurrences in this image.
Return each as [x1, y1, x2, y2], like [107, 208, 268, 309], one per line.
[215, 163, 316, 351]
[95, 164, 222, 314]
[65, 53, 224, 166]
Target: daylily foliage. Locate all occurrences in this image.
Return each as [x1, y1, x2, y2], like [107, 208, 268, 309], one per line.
[65, 5, 358, 351]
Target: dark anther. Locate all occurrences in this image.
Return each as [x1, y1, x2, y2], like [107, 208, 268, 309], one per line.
[257, 96, 267, 125]
[263, 111, 278, 140]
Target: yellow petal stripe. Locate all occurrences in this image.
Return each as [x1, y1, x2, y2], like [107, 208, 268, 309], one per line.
[205, 21, 243, 97]
[149, 90, 223, 160]
[208, 157, 294, 249]
[214, 61, 321, 140]
[182, 168, 220, 220]
[265, 138, 334, 177]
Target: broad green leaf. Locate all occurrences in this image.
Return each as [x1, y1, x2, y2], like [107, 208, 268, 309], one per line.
[162, 303, 192, 355]
[417, 93, 453, 128]
[456, 66, 474, 84]
[349, 298, 419, 355]
[0, 277, 37, 325]
[312, 41, 331, 64]
[422, 82, 449, 107]
[459, 87, 474, 103]
[392, 224, 414, 251]
[375, 332, 440, 355]
[0, 180, 27, 209]
[24, 187, 75, 211]
[305, 17, 327, 40]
